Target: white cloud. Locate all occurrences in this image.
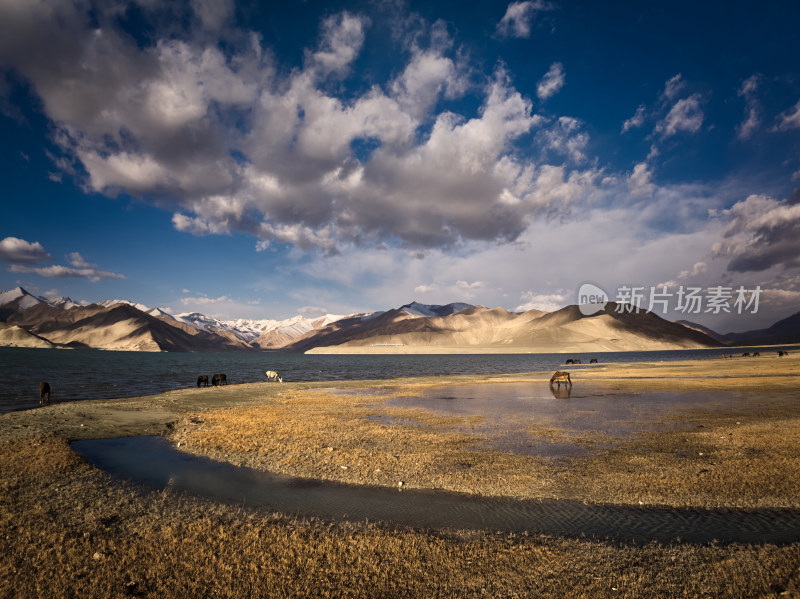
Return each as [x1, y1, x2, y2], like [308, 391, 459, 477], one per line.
[180, 294, 231, 305]
[662, 74, 685, 101]
[298, 305, 329, 317]
[628, 162, 654, 198]
[677, 261, 708, 279]
[655, 93, 704, 138]
[536, 62, 565, 100]
[9, 263, 126, 282]
[736, 74, 762, 140]
[496, 1, 552, 39]
[514, 291, 567, 312]
[0, 237, 123, 282]
[622, 104, 646, 133]
[774, 99, 800, 132]
[308, 12, 368, 77]
[0, 237, 54, 264]
[414, 284, 437, 294]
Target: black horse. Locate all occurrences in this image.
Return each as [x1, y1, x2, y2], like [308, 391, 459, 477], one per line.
[197, 375, 209, 387]
[39, 381, 50, 405]
[211, 373, 227, 386]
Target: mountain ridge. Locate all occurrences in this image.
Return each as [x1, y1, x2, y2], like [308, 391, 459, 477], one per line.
[0, 286, 794, 353]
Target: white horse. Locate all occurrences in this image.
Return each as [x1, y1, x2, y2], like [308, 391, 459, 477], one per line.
[265, 370, 282, 382]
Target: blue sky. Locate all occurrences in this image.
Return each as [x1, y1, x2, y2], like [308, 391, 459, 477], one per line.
[1, 0, 799, 332]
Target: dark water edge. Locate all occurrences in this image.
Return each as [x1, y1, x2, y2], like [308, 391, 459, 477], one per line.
[72, 436, 800, 545]
[2, 345, 796, 413]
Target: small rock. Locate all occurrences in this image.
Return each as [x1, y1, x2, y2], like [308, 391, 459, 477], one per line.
[397, 481, 405, 487]
[92, 552, 105, 560]
[340, 465, 348, 470]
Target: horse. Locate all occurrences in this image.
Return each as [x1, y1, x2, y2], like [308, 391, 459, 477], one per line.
[211, 373, 227, 386]
[549, 371, 572, 387]
[572, 359, 582, 364]
[565, 359, 574, 365]
[778, 351, 789, 357]
[742, 352, 751, 357]
[589, 358, 598, 364]
[197, 375, 209, 387]
[753, 352, 760, 357]
[39, 381, 50, 405]
[265, 370, 282, 382]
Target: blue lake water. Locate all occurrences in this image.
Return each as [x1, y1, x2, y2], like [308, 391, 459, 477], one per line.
[0, 345, 793, 413]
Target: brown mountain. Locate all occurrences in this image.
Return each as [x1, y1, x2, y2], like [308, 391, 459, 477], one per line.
[304, 303, 722, 354]
[5, 302, 254, 352]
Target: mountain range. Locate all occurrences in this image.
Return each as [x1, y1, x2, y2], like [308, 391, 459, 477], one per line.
[0, 286, 795, 353]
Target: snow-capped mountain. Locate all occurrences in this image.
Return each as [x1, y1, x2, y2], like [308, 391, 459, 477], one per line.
[175, 312, 351, 346]
[399, 301, 471, 318]
[0, 286, 47, 311]
[98, 298, 151, 312]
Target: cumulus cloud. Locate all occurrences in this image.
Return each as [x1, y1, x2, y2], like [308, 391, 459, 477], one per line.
[496, 1, 552, 39]
[536, 62, 564, 100]
[712, 194, 800, 272]
[628, 162, 654, 198]
[0, 237, 54, 264]
[0, 2, 606, 254]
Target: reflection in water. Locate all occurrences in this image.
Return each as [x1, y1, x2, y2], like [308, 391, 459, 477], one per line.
[549, 385, 571, 399]
[72, 436, 800, 545]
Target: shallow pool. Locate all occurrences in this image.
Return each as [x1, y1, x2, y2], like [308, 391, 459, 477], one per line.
[73, 436, 800, 545]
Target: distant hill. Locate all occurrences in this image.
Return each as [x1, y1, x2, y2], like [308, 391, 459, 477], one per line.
[304, 303, 722, 354]
[722, 310, 800, 346]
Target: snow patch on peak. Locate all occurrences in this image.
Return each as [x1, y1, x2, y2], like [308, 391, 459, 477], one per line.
[98, 299, 150, 312]
[0, 287, 46, 310]
[399, 301, 472, 318]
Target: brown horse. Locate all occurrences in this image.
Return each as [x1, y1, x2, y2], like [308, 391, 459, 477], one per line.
[197, 375, 209, 387]
[549, 371, 572, 387]
[39, 381, 50, 405]
[211, 373, 227, 386]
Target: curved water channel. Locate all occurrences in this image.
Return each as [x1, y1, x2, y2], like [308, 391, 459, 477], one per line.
[72, 436, 800, 545]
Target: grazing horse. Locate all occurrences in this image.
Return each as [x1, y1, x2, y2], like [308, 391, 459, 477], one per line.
[265, 370, 282, 382]
[549, 371, 572, 387]
[197, 375, 209, 387]
[572, 359, 582, 364]
[589, 358, 598, 364]
[742, 352, 751, 358]
[565, 359, 574, 365]
[753, 352, 760, 357]
[778, 351, 789, 357]
[211, 373, 227, 386]
[39, 381, 50, 405]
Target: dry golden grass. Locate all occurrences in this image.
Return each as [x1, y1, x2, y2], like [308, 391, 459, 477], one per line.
[2, 437, 800, 598]
[171, 355, 800, 508]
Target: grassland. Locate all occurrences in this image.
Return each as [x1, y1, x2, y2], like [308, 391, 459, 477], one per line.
[1, 351, 799, 597]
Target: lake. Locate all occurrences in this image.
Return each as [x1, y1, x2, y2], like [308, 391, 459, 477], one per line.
[0, 345, 791, 413]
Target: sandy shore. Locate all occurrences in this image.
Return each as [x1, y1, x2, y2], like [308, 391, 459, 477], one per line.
[2, 353, 800, 596]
